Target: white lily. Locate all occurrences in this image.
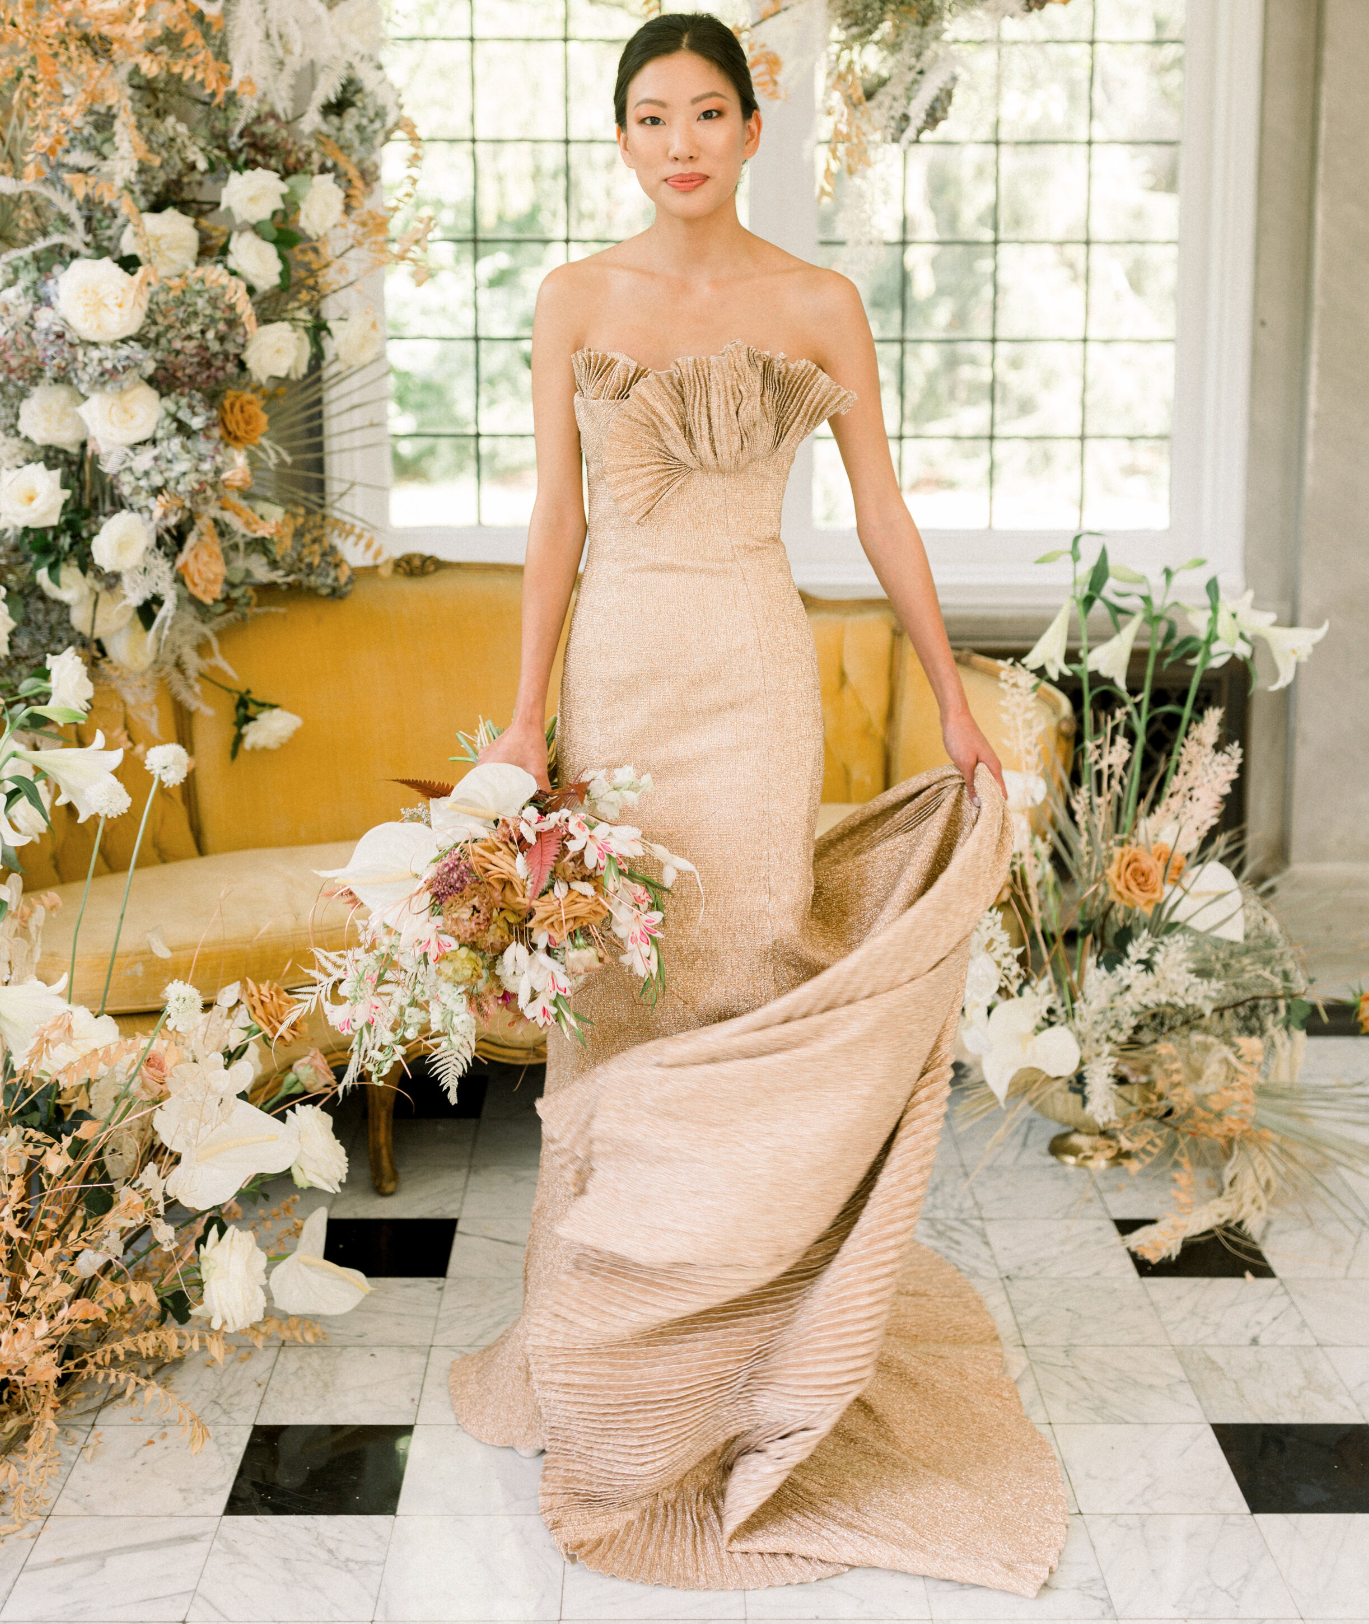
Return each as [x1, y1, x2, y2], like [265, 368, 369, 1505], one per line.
[1186, 590, 1274, 667]
[6, 732, 124, 823]
[0, 978, 70, 1065]
[963, 994, 1081, 1105]
[1254, 620, 1328, 691]
[429, 762, 538, 842]
[1165, 859, 1244, 943]
[1086, 612, 1143, 689]
[270, 1206, 370, 1315]
[1023, 601, 1071, 680]
[164, 1096, 301, 1210]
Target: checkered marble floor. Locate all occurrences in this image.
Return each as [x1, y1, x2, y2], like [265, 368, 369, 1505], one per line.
[3, 1036, 1367, 1624]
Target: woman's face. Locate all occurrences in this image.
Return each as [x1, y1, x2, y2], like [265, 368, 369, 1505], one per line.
[617, 49, 761, 219]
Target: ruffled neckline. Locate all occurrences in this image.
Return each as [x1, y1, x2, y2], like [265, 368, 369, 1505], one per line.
[572, 339, 848, 401]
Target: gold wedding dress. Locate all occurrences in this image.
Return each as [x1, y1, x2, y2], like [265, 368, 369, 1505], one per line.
[449, 342, 1067, 1596]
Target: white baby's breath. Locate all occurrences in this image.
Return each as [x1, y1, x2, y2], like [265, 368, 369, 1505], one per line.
[145, 742, 191, 786]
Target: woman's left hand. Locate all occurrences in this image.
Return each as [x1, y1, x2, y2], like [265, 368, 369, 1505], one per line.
[942, 709, 1007, 804]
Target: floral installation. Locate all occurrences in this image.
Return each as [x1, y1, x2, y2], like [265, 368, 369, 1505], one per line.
[0, 0, 432, 713]
[302, 724, 698, 1099]
[956, 536, 1365, 1260]
[0, 655, 367, 1531]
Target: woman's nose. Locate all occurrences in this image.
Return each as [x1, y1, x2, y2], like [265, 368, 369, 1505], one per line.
[667, 121, 697, 162]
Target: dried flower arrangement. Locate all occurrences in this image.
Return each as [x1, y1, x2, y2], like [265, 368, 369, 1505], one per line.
[0, 0, 431, 709]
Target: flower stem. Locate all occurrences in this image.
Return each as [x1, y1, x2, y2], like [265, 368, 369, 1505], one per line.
[98, 780, 159, 1018]
[67, 816, 105, 998]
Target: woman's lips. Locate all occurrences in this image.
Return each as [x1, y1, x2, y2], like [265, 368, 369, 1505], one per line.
[665, 173, 708, 191]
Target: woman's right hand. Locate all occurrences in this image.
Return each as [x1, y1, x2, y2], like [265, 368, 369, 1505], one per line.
[477, 718, 552, 792]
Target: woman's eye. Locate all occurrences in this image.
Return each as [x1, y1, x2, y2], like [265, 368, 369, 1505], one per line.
[699, 108, 722, 120]
[641, 115, 664, 126]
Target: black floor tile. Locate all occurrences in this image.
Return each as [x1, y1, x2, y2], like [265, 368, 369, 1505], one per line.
[226, 1424, 412, 1515]
[1114, 1218, 1276, 1277]
[324, 1217, 457, 1276]
[1304, 1002, 1366, 1037]
[1213, 1423, 1369, 1513]
[391, 1055, 488, 1118]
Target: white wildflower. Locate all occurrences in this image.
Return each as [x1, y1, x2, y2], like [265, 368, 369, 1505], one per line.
[240, 708, 302, 750]
[145, 743, 191, 786]
[163, 979, 203, 1032]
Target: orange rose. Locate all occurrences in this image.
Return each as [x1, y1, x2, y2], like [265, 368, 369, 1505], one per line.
[1106, 844, 1165, 913]
[177, 517, 225, 604]
[218, 390, 269, 448]
[1358, 989, 1368, 1036]
[1151, 843, 1187, 885]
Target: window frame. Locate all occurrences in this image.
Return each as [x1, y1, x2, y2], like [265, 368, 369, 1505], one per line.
[353, 0, 1263, 609]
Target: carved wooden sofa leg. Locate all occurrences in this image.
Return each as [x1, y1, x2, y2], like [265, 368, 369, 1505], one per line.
[367, 1065, 401, 1196]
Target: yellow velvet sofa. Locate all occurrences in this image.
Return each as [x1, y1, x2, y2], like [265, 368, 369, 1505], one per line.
[28, 558, 1071, 1187]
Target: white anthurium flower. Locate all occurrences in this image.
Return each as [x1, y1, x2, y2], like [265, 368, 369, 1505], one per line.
[430, 763, 538, 842]
[1166, 860, 1245, 943]
[1254, 620, 1328, 691]
[0, 979, 70, 1065]
[270, 1206, 370, 1316]
[46, 647, 94, 714]
[1086, 612, 1144, 689]
[39, 1005, 118, 1075]
[164, 1096, 301, 1210]
[287, 1103, 348, 1192]
[68, 584, 134, 641]
[153, 1052, 256, 1153]
[962, 949, 1002, 1018]
[7, 732, 124, 823]
[1023, 600, 1071, 681]
[962, 994, 1082, 1105]
[316, 821, 441, 914]
[104, 617, 156, 673]
[190, 1224, 267, 1333]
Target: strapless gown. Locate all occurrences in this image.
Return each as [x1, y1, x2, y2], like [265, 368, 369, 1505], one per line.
[449, 342, 1068, 1596]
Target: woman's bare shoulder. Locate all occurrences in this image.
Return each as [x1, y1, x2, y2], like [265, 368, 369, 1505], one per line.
[537, 242, 649, 332]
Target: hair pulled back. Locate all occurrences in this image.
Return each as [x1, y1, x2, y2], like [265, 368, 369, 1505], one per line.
[613, 12, 759, 130]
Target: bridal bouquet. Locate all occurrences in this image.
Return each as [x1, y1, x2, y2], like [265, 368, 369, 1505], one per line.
[304, 758, 696, 1095]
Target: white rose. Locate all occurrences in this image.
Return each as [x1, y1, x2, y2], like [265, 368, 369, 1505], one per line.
[0, 462, 69, 529]
[18, 384, 87, 452]
[190, 1224, 267, 1333]
[298, 172, 346, 236]
[45, 647, 94, 713]
[104, 616, 157, 673]
[68, 585, 134, 640]
[243, 322, 310, 383]
[240, 707, 302, 751]
[91, 509, 152, 572]
[77, 380, 162, 448]
[221, 167, 288, 224]
[0, 585, 13, 659]
[226, 230, 282, 292]
[287, 1104, 348, 1192]
[37, 562, 90, 606]
[330, 306, 383, 369]
[55, 258, 150, 342]
[119, 208, 200, 275]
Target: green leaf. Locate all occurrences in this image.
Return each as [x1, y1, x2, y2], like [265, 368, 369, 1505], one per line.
[83, 1184, 114, 1217]
[254, 221, 278, 242]
[1176, 557, 1207, 572]
[1286, 998, 1313, 1032]
[7, 775, 48, 819]
[1034, 548, 1073, 564]
[27, 704, 86, 724]
[201, 1215, 228, 1248]
[284, 172, 313, 203]
[1206, 576, 1221, 608]
[1109, 563, 1147, 584]
[1086, 548, 1111, 601]
[273, 227, 302, 251]
[1, 841, 26, 875]
[159, 1288, 192, 1325]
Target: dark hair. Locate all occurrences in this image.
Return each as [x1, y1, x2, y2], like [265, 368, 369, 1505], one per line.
[613, 12, 759, 130]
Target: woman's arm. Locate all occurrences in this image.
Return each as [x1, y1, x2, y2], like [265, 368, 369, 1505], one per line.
[811, 276, 1006, 801]
[476, 270, 589, 789]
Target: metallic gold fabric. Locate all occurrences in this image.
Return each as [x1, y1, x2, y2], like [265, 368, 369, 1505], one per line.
[449, 344, 1068, 1597]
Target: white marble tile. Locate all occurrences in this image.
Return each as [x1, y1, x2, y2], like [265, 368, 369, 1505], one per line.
[98, 1348, 277, 1429]
[434, 1276, 523, 1346]
[549, 1560, 744, 1619]
[1053, 1424, 1245, 1515]
[459, 1164, 539, 1219]
[0, 1524, 33, 1615]
[1257, 1210, 1369, 1278]
[1006, 1281, 1169, 1347]
[1299, 1034, 1369, 1079]
[1254, 1512, 1369, 1619]
[397, 1424, 543, 1515]
[470, 1115, 543, 1166]
[1092, 1162, 1221, 1221]
[985, 1220, 1137, 1280]
[52, 1424, 250, 1518]
[1084, 1513, 1295, 1619]
[415, 1346, 484, 1424]
[1283, 1278, 1369, 1345]
[948, 1102, 1062, 1170]
[374, 1514, 563, 1620]
[920, 1165, 980, 1222]
[1042, 1423, 1078, 1514]
[256, 1345, 428, 1425]
[1324, 1346, 1369, 1419]
[446, 1221, 527, 1279]
[914, 1215, 997, 1277]
[330, 1128, 471, 1217]
[1142, 1280, 1316, 1347]
[964, 1278, 1022, 1349]
[1175, 1344, 1363, 1423]
[741, 1566, 928, 1620]
[0, 1515, 218, 1621]
[308, 1276, 444, 1347]
[187, 1514, 392, 1621]
[1030, 1347, 1205, 1424]
[1003, 1348, 1048, 1424]
[924, 1515, 1112, 1618]
[969, 1169, 1111, 1222]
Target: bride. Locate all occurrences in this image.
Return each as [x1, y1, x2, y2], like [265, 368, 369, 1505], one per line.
[451, 10, 1068, 1598]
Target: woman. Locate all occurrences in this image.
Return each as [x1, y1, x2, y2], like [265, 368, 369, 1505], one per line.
[451, 11, 1068, 1598]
